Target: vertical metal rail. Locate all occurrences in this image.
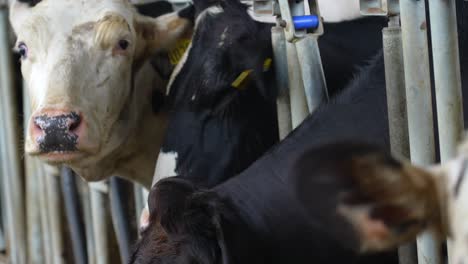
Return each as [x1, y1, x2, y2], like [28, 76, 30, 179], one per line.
[43, 166, 66, 264]
[23, 81, 46, 264]
[285, 41, 309, 128]
[295, 36, 328, 113]
[383, 17, 410, 160]
[134, 185, 146, 232]
[61, 168, 88, 264]
[79, 180, 97, 264]
[0, 227, 4, 253]
[400, 1, 439, 264]
[428, 1, 464, 263]
[272, 26, 292, 139]
[109, 177, 136, 263]
[0, 8, 27, 264]
[383, 15, 417, 264]
[90, 183, 110, 264]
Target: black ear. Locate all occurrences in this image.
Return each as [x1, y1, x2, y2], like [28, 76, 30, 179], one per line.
[183, 192, 233, 264]
[148, 177, 197, 234]
[134, 1, 174, 18]
[293, 142, 441, 253]
[17, 0, 41, 6]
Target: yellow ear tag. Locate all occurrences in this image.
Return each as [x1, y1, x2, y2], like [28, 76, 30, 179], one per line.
[263, 58, 272, 72]
[168, 38, 191, 65]
[231, 70, 253, 90]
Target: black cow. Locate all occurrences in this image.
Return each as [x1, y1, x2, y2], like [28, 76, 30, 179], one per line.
[154, 0, 387, 188]
[130, 140, 434, 264]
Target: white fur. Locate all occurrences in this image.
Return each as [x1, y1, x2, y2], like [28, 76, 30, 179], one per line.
[152, 151, 179, 185]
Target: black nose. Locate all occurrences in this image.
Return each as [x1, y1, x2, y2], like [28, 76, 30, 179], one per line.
[34, 112, 81, 152]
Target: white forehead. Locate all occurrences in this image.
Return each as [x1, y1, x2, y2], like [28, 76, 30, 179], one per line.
[14, 0, 135, 35]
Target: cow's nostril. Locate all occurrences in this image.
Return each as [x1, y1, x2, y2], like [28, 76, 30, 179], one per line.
[69, 114, 81, 132]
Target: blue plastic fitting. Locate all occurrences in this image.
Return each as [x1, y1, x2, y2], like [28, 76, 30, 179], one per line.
[292, 15, 320, 30]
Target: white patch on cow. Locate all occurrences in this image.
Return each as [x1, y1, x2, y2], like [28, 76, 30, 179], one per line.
[218, 26, 229, 48]
[441, 156, 468, 264]
[152, 151, 179, 186]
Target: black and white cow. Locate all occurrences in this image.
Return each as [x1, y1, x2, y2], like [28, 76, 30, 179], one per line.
[130, 142, 433, 264]
[152, 0, 387, 187]
[152, 0, 279, 187]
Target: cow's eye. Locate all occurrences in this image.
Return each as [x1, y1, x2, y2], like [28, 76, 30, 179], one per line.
[117, 39, 130, 51]
[17, 42, 28, 59]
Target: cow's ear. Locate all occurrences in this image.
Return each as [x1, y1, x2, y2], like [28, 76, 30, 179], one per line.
[337, 156, 442, 253]
[294, 143, 443, 254]
[133, 5, 194, 64]
[184, 192, 233, 264]
[148, 177, 196, 234]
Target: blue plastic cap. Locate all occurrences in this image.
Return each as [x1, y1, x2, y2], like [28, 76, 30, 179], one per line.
[292, 15, 320, 30]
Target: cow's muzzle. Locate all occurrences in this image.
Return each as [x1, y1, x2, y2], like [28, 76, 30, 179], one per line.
[32, 111, 82, 153]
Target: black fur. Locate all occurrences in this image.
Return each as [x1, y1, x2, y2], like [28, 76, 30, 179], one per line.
[17, 0, 41, 7]
[134, 1, 174, 18]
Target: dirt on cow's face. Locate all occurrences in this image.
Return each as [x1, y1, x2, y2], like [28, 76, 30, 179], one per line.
[9, 0, 193, 181]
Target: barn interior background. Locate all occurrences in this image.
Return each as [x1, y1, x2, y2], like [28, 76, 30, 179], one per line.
[0, 0, 465, 264]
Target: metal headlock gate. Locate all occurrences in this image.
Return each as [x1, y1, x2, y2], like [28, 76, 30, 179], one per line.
[0, 0, 464, 264]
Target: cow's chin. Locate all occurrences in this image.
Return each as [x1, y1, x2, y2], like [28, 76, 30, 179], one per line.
[25, 141, 100, 165]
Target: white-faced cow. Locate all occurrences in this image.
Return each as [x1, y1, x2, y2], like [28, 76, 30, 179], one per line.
[9, 0, 193, 187]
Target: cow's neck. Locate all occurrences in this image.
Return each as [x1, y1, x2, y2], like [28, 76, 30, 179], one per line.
[73, 63, 168, 188]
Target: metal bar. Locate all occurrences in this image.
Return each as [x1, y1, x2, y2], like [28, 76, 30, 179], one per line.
[383, 15, 417, 264]
[134, 185, 145, 231]
[429, 0, 464, 173]
[22, 81, 46, 264]
[61, 168, 88, 264]
[44, 166, 66, 264]
[295, 36, 328, 113]
[90, 186, 110, 264]
[400, 1, 439, 264]
[383, 16, 410, 160]
[78, 180, 96, 264]
[0, 227, 4, 253]
[271, 26, 292, 139]
[109, 177, 136, 263]
[428, 1, 463, 263]
[38, 166, 53, 264]
[286, 41, 309, 128]
[0, 9, 27, 264]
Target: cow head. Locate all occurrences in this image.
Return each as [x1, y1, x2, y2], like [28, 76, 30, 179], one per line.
[130, 177, 238, 264]
[166, 0, 275, 109]
[9, 0, 192, 180]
